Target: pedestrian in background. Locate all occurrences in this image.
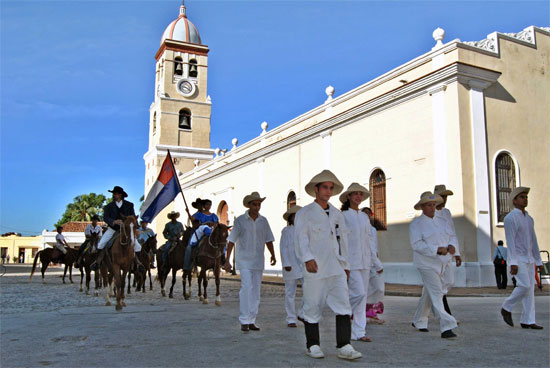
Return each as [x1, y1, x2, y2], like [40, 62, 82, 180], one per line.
[493, 240, 508, 289]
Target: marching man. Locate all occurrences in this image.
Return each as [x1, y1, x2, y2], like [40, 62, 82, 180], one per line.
[280, 205, 304, 327]
[340, 183, 378, 342]
[294, 170, 362, 360]
[433, 184, 462, 316]
[500, 187, 544, 330]
[410, 191, 458, 338]
[224, 192, 276, 332]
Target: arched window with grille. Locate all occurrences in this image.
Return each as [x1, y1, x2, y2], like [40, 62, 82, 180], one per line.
[287, 191, 296, 210]
[495, 152, 517, 222]
[369, 169, 387, 230]
[189, 59, 198, 78]
[174, 56, 183, 76]
[178, 109, 191, 130]
[152, 112, 157, 134]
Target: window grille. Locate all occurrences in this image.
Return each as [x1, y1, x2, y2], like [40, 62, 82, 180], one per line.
[495, 152, 516, 222]
[369, 169, 387, 230]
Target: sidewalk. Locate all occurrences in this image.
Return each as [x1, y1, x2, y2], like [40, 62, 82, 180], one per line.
[221, 273, 550, 297]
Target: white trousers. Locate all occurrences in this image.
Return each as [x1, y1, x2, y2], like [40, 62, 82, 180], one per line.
[349, 269, 370, 339]
[502, 262, 536, 324]
[441, 261, 455, 295]
[55, 244, 67, 254]
[97, 227, 141, 252]
[284, 278, 304, 324]
[302, 274, 352, 324]
[239, 269, 263, 325]
[413, 268, 457, 333]
[367, 268, 385, 304]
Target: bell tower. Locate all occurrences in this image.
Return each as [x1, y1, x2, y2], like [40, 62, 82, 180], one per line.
[144, 2, 214, 230]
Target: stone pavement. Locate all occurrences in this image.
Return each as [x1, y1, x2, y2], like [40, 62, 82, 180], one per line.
[1, 265, 549, 367]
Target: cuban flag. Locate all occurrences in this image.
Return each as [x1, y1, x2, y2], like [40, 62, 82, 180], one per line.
[140, 151, 181, 223]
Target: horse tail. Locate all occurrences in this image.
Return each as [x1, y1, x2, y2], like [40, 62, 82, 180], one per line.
[30, 250, 42, 280]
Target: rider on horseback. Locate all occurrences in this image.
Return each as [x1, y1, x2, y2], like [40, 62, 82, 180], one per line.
[138, 219, 156, 268]
[183, 218, 212, 272]
[161, 211, 184, 271]
[53, 226, 69, 263]
[91, 186, 145, 272]
[75, 214, 103, 268]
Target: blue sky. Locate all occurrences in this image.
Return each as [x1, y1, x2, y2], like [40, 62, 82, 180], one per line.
[1, 0, 548, 235]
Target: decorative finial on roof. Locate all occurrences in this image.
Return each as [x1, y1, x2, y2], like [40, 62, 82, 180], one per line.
[180, 1, 186, 17]
[231, 138, 238, 151]
[432, 27, 445, 49]
[260, 121, 269, 136]
[325, 85, 335, 103]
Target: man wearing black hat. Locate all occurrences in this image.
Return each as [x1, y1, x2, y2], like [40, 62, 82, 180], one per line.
[91, 186, 143, 271]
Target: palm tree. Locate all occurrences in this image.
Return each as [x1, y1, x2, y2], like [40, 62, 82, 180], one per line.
[55, 193, 107, 227]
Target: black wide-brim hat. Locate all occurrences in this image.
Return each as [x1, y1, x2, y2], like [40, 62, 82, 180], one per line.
[108, 186, 128, 198]
[191, 198, 203, 209]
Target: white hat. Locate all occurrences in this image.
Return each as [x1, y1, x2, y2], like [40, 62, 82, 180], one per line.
[243, 192, 266, 208]
[167, 211, 180, 219]
[434, 184, 453, 196]
[283, 205, 302, 221]
[509, 186, 530, 201]
[414, 191, 443, 210]
[339, 183, 370, 204]
[304, 170, 344, 197]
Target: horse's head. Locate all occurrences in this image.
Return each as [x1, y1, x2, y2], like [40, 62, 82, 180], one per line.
[211, 223, 230, 243]
[145, 234, 158, 252]
[89, 231, 100, 246]
[120, 215, 138, 246]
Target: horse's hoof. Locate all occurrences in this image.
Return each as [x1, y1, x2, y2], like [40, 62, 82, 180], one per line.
[115, 304, 122, 311]
[203, 299, 208, 304]
[70, 281, 74, 284]
[85, 290, 90, 295]
[215, 301, 221, 306]
[184, 295, 190, 300]
[169, 294, 173, 299]
[79, 288, 83, 292]
[94, 291, 99, 297]
[199, 296, 204, 301]
[105, 301, 112, 306]
[121, 301, 126, 307]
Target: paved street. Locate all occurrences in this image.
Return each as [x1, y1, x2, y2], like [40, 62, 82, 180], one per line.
[1, 264, 549, 367]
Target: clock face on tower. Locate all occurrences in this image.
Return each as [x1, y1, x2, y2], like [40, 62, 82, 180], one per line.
[176, 79, 196, 97]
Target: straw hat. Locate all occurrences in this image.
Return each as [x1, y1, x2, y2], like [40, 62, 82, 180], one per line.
[339, 183, 370, 204]
[414, 191, 443, 210]
[509, 186, 530, 201]
[283, 205, 302, 221]
[304, 170, 344, 197]
[243, 192, 266, 208]
[167, 211, 180, 219]
[434, 184, 453, 196]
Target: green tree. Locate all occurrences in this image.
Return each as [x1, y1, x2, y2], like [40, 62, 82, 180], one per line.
[54, 193, 107, 228]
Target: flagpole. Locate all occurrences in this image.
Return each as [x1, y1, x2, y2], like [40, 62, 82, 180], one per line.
[166, 150, 194, 223]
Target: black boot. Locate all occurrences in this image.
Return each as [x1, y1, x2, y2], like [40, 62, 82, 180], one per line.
[90, 249, 106, 271]
[304, 321, 320, 349]
[336, 315, 351, 348]
[443, 295, 452, 315]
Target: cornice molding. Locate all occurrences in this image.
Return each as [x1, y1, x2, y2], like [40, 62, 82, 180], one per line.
[143, 144, 215, 162]
[155, 40, 209, 60]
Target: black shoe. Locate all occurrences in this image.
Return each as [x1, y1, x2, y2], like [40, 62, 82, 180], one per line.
[521, 323, 543, 330]
[248, 324, 260, 331]
[241, 324, 249, 332]
[441, 330, 457, 338]
[501, 308, 514, 327]
[412, 323, 429, 332]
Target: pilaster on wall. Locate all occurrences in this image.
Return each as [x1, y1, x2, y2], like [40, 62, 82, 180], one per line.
[428, 83, 448, 185]
[320, 130, 332, 170]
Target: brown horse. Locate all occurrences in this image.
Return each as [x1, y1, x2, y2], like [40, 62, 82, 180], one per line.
[127, 235, 157, 294]
[99, 215, 138, 310]
[30, 247, 79, 284]
[195, 224, 229, 306]
[77, 233, 102, 295]
[156, 226, 193, 298]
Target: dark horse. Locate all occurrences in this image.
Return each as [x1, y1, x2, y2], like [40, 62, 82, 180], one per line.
[30, 247, 79, 284]
[127, 235, 157, 294]
[185, 224, 229, 306]
[99, 215, 138, 310]
[156, 227, 193, 298]
[78, 233, 101, 295]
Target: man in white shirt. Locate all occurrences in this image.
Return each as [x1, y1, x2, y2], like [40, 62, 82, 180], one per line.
[500, 187, 544, 330]
[295, 170, 362, 360]
[75, 215, 103, 267]
[224, 192, 276, 333]
[280, 205, 304, 327]
[54, 226, 69, 263]
[410, 191, 458, 338]
[434, 184, 462, 316]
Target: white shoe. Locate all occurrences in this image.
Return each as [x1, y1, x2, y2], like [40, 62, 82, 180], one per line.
[337, 344, 362, 360]
[305, 345, 324, 359]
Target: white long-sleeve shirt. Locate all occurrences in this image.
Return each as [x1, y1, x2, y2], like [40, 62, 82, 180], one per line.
[85, 224, 103, 237]
[294, 201, 350, 280]
[279, 225, 303, 281]
[342, 209, 377, 270]
[227, 211, 275, 271]
[435, 207, 460, 264]
[369, 224, 383, 271]
[503, 208, 542, 266]
[409, 214, 449, 273]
